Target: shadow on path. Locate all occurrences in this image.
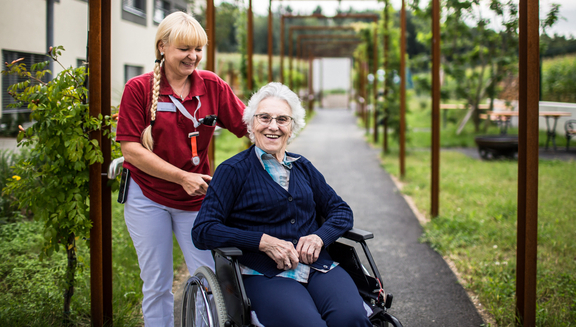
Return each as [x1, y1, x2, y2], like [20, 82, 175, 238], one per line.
[287, 108, 485, 327]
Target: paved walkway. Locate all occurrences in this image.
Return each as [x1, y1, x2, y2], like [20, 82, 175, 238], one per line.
[286, 108, 484, 326]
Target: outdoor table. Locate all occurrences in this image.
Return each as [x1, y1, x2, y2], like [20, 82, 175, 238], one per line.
[540, 111, 572, 150]
[487, 111, 572, 150]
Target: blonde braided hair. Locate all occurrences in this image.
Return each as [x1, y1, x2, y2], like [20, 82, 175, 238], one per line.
[140, 59, 162, 151]
[140, 11, 208, 152]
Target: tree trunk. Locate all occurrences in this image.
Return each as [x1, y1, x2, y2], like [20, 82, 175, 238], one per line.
[63, 233, 77, 325]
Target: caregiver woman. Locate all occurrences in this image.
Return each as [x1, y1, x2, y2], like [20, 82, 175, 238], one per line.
[115, 12, 246, 326]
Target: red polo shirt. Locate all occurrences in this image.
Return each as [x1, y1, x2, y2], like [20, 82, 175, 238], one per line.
[116, 69, 246, 211]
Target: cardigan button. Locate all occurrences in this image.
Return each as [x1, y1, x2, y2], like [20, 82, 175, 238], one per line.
[292, 239, 298, 245]
[323, 265, 329, 269]
[290, 219, 295, 224]
[288, 196, 293, 202]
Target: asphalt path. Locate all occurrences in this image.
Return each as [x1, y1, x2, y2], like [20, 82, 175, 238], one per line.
[286, 108, 485, 327]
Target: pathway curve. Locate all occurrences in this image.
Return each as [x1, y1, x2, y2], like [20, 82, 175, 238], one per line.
[286, 108, 485, 326]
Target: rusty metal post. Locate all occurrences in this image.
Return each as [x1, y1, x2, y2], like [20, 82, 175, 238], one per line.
[247, 0, 253, 91]
[383, 0, 389, 153]
[399, 0, 406, 178]
[516, 0, 540, 325]
[373, 24, 379, 143]
[308, 54, 314, 112]
[88, 0, 103, 325]
[206, 0, 216, 173]
[289, 28, 293, 89]
[268, 0, 273, 82]
[280, 15, 285, 84]
[100, 0, 112, 323]
[431, 0, 440, 218]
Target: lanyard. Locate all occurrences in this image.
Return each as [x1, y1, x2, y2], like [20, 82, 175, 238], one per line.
[169, 94, 202, 128]
[188, 132, 200, 166]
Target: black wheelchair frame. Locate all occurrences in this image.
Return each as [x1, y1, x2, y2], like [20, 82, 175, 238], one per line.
[181, 228, 403, 327]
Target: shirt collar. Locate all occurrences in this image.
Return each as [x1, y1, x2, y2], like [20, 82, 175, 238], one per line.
[254, 146, 299, 169]
[159, 68, 206, 99]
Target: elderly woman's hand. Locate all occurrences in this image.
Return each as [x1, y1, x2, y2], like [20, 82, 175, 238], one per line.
[259, 234, 299, 270]
[296, 234, 324, 264]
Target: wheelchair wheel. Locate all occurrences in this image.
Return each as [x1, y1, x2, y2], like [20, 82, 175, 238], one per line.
[181, 266, 228, 327]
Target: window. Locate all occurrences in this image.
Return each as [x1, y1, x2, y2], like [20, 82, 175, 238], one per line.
[123, 0, 146, 16]
[1, 50, 48, 134]
[77, 58, 86, 68]
[122, 0, 146, 26]
[124, 65, 144, 84]
[2, 50, 49, 114]
[154, 0, 171, 24]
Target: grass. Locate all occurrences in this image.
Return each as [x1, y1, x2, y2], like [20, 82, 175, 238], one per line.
[362, 95, 576, 325]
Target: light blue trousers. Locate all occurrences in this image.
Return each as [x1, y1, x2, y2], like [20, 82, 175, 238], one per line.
[124, 177, 214, 327]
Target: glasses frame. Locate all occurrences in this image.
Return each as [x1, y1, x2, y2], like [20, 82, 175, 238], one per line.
[253, 113, 294, 127]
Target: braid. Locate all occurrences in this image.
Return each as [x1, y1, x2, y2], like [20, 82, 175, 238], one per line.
[141, 60, 163, 151]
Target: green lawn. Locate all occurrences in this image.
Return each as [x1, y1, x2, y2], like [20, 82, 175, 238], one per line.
[375, 142, 576, 325]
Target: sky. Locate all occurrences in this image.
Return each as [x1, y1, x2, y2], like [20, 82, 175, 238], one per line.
[237, 0, 575, 37]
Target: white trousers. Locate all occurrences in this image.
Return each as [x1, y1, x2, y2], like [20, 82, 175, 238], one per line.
[124, 177, 214, 327]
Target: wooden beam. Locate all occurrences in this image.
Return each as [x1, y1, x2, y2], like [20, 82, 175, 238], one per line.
[372, 24, 378, 143]
[383, 0, 389, 153]
[206, 0, 215, 173]
[399, 0, 406, 178]
[100, 0, 112, 323]
[88, 0, 103, 324]
[431, 0, 440, 217]
[280, 15, 285, 83]
[516, 0, 540, 325]
[247, 0, 253, 91]
[268, 0, 273, 82]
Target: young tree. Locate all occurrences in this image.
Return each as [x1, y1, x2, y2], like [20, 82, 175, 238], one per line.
[1, 47, 116, 322]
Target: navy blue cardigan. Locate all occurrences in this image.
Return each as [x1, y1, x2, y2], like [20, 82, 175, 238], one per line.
[192, 145, 353, 277]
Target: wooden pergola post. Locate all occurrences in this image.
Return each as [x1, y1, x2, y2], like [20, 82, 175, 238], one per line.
[431, 0, 440, 217]
[247, 0, 253, 91]
[516, 0, 540, 325]
[289, 28, 294, 88]
[372, 24, 378, 143]
[268, 0, 273, 82]
[382, 0, 389, 153]
[399, 0, 406, 178]
[280, 15, 285, 84]
[206, 0, 215, 173]
[88, 0, 112, 325]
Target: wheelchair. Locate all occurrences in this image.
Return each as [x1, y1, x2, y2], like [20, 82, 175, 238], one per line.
[180, 228, 403, 327]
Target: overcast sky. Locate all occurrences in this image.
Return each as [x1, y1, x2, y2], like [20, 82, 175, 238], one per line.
[238, 0, 575, 37]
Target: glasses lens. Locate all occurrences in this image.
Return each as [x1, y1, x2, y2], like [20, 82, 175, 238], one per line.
[258, 114, 271, 124]
[276, 116, 290, 125]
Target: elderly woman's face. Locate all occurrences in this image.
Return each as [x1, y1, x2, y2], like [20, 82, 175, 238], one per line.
[159, 41, 203, 80]
[253, 97, 293, 161]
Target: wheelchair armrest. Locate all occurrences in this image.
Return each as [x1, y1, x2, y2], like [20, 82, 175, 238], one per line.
[342, 228, 374, 242]
[214, 247, 243, 257]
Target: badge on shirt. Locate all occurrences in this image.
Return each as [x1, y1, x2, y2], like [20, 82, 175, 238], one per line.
[157, 102, 176, 112]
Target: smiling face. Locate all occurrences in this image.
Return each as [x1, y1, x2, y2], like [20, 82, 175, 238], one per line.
[159, 41, 203, 81]
[252, 97, 293, 162]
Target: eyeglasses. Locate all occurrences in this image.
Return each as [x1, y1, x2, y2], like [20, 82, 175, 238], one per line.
[254, 113, 293, 126]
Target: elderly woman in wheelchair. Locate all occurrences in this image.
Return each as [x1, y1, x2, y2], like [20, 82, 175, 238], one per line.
[189, 83, 401, 327]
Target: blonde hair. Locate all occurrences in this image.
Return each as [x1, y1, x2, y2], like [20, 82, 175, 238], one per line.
[141, 11, 208, 151]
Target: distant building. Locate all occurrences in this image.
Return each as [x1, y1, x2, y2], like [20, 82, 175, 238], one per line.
[0, 0, 190, 132]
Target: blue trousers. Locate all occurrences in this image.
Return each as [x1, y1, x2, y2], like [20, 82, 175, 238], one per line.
[243, 266, 372, 327]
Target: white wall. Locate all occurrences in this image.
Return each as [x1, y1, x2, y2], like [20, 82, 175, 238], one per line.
[313, 58, 351, 92]
[1, 0, 164, 116]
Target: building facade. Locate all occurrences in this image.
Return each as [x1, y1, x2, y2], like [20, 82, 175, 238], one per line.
[0, 0, 190, 134]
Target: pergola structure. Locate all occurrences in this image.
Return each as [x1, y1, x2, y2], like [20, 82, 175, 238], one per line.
[85, 0, 541, 325]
